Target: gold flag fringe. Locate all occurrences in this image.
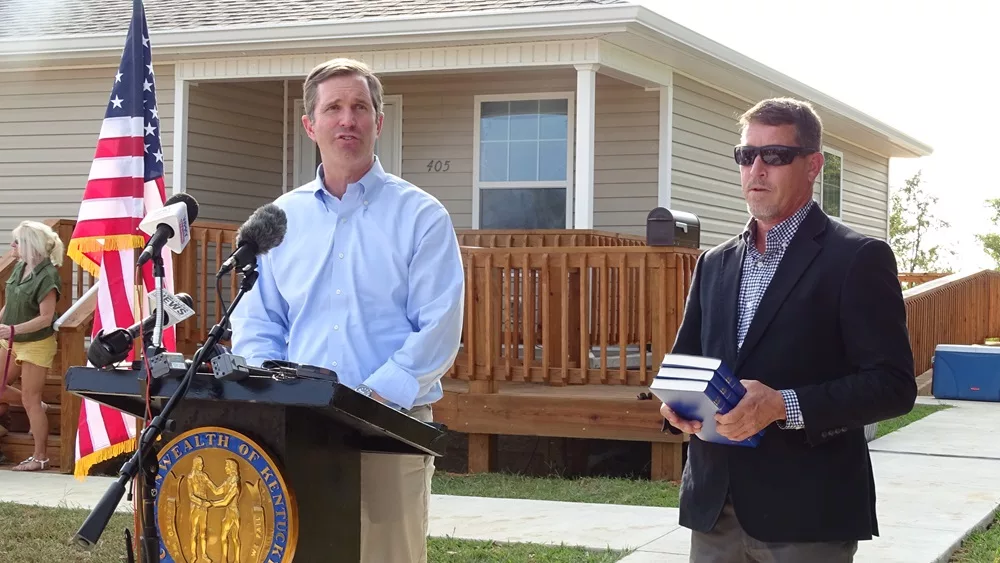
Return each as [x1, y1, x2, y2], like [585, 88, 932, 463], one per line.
[66, 235, 147, 278]
[73, 437, 137, 481]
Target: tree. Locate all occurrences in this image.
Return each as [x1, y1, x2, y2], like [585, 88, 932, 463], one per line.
[975, 198, 1000, 270]
[888, 170, 952, 273]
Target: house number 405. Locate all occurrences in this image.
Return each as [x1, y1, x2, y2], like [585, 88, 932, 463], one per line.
[426, 160, 451, 172]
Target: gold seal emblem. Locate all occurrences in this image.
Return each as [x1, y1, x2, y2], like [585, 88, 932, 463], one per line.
[154, 426, 297, 563]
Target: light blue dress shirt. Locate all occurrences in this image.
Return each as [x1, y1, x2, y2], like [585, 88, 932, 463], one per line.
[230, 157, 465, 411]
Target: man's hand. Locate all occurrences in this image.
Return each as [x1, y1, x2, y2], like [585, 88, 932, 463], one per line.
[0, 325, 10, 340]
[371, 389, 387, 404]
[715, 380, 786, 442]
[660, 403, 703, 434]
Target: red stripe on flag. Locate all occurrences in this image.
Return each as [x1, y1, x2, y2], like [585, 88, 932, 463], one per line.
[99, 405, 131, 446]
[102, 250, 138, 337]
[94, 136, 144, 159]
[80, 178, 146, 200]
[77, 403, 94, 457]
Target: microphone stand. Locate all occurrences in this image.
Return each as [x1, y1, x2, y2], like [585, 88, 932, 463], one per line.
[147, 253, 166, 358]
[72, 261, 260, 562]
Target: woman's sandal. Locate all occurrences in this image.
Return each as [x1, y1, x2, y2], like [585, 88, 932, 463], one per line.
[11, 456, 48, 472]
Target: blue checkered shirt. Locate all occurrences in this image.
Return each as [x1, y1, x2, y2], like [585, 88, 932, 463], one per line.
[737, 201, 815, 430]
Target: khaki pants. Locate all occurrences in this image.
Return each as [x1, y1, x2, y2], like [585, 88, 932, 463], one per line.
[691, 498, 858, 563]
[360, 404, 435, 563]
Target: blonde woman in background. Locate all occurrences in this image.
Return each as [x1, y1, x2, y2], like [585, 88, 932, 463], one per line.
[0, 220, 62, 471]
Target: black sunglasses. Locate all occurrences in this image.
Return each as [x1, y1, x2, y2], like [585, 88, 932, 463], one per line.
[734, 144, 818, 166]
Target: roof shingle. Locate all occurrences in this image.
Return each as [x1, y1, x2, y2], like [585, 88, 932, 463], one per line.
[0, 0, 628, 39]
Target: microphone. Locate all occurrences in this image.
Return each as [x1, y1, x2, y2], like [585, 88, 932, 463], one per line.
[136, 193, 199, 268]
[86, 293, 194, 369]
[217, 203, 287, 278]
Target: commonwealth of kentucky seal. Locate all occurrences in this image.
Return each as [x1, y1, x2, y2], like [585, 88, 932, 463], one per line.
[154, 426, 297, 563]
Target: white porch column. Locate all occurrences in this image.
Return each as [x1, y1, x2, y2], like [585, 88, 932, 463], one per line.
[573, 64, 598, 229]
[171, 78, 190, 196]
[658, 72, 674, 208]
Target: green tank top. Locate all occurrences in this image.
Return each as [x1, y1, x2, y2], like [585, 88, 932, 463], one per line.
[1, 260, 61, 343]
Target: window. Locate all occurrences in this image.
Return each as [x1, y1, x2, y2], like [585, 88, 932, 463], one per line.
[820, 147, 843, 219]
[473, 94, 574, 229]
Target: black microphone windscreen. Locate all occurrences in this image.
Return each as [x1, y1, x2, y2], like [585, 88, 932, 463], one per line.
[164, 192, 200, 225]
[175, 292, 194, 308]
[235, 204, 287, 255]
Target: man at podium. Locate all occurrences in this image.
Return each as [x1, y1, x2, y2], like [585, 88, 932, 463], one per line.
[230, 57, 465, 563]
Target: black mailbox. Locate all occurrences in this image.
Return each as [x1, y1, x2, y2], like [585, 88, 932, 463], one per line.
[646, 207, 700, 248]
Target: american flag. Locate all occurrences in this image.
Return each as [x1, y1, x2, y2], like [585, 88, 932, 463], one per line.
[66, 0, 177, 478]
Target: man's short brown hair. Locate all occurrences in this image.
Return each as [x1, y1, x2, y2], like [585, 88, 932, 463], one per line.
[303, 58, 384, 120]
[738, 97, 823, 150]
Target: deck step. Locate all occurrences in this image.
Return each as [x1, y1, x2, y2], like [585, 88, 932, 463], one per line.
[916, 368, 933, 396]
[0, 432, 62, 469]
[4, 404, 62, 435]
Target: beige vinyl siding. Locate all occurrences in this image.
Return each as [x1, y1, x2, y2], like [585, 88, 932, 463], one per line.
[594, 78, 658, 235]
[0, 65, 175, 245]
[670, 75, 749, 249]
[813, 140, 889, 240]
[186, 81, 284, 223]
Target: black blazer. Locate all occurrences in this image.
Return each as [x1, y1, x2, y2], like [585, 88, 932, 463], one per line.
[667, 204, 916, 543]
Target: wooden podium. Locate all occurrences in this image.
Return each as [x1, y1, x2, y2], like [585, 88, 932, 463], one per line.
[65, 363, 447, 562]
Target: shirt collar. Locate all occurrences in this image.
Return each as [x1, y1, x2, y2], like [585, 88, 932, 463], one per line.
[13, 259, 51, 281]
[740, 199, 815, 249]
[311, 155, 387, 201]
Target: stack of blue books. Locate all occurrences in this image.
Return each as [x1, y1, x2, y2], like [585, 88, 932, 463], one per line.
[649, 354, 764, 447]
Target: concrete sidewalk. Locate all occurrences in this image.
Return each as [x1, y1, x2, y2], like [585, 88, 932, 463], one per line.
[0, 396, 996, 562]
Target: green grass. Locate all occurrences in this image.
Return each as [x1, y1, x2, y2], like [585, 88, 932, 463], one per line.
[875, 403, 951, 439]
[430, 537, 626, 562]
[432, 471, 680, 507]
[950, 508, 1000, 563]
[0, 502, 628, 563]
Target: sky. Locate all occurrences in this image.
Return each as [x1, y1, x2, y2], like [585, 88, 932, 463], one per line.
[634, 0, 999, 271]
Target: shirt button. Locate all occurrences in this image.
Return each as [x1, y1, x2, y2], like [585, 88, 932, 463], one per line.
[332, 361, 338, 367]
[341, 217, 347, 224]
[339, 253, 345, 259]
[333, 325, 339, 331]
[336, 289, 342, 295]
[363, 200, 369, 206]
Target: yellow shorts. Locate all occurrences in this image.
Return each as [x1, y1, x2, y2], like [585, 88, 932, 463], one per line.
[0, 335, 58, 369]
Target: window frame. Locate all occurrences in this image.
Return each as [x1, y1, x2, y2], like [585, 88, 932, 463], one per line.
[819, 145, 844, 221]
[471, 91, 576, 229]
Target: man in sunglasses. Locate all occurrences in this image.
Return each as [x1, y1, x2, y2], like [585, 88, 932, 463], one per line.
[660, 97, 916, 562]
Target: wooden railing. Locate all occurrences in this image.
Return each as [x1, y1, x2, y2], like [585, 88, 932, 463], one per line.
[166, 225, 698, 388]
[448, 246, 698, 387]
[899, 271, 950, 285]
[902, 270, 1000, 375]
[457, 229, 647, 249]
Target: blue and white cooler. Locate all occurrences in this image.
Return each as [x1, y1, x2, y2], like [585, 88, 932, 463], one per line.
[932, 344, 1000, 402]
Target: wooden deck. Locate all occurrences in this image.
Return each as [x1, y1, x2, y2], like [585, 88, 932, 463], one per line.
[0, 220, 995, 481]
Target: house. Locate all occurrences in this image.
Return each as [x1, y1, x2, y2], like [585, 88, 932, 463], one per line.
[0, 0, 931, 249]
